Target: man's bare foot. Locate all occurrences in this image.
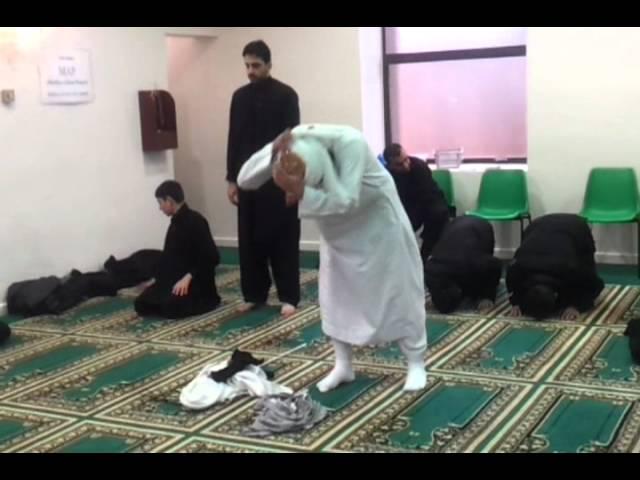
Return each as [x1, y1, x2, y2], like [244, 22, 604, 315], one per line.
[478, 299, 494, 314]
[561, 307, 580, 321]
[281, 303, 297, 318]
[508, 305, 522, 318]
[238, 302, 257, 313]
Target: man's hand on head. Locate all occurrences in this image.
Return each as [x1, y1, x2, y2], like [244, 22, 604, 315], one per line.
[272, 129, 293, 157]
[273, 161, 304, 202]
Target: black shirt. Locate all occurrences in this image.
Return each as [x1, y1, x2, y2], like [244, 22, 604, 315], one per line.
[226, 77, 300, 183]
[389, 157, 449, 232]
[158, 204, 220, 290]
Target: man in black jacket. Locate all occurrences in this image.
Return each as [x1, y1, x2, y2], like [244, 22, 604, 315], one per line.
[134, 181, 221, 320]
[226, 40, 301, 318]
[383, 143, 450, 267]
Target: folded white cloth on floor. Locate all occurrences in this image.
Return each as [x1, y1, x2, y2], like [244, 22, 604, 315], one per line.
[179, 362, 293, 411]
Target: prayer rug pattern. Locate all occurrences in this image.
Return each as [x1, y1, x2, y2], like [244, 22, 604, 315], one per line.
[2, 268, 640, 453]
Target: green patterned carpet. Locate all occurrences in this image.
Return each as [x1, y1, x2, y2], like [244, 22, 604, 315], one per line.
[1, 260, 640, 453]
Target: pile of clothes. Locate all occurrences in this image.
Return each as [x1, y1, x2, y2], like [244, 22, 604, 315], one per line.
[180, 349, 328, 437]
[180, 350, 292, 409]
[5, 250, 162, 318]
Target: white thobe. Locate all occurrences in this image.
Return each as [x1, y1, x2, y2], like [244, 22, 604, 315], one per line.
[238, 124, 426, 347]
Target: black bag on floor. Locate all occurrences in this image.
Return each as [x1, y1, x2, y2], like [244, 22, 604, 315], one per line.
[6, 276, 62, 317]
[104, 250, 163, 289]
[44, 270, 120, 315]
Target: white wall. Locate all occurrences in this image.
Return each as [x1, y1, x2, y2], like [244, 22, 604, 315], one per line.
[528, 27, 640, 263]
[359, 27, 385, 155]
[0, 27, 218, 304]
[171, 27, 363, 250]
[167, 35, 218, 221]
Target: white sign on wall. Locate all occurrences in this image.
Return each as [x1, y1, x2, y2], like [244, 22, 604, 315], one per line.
[39, 49, 94, 104]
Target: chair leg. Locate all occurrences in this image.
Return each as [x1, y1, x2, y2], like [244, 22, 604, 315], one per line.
[519, 219, 524, 244]
[519, 215, 531, 245]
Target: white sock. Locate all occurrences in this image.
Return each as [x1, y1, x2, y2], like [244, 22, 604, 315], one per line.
[403, 360, 428, 392]
[399, 340, 427, 392]
[317, 339, 355, 393]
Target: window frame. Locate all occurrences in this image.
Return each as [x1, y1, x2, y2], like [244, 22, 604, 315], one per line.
[381, 27, 527, 165]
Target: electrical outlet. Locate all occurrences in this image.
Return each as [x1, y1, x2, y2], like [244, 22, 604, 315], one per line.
[1, 89, 16, 105]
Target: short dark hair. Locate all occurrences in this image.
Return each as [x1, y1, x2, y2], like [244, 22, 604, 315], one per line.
[155, 180, 184, 203]
[521, 284, 557, 320]
[242, 40, 271, 64]
[383, 143, 403, 163]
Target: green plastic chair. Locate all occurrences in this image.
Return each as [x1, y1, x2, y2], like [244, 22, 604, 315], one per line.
[432, 169, 456, 217]
[579, 167, 640, 276]
[467, 169, 531, 241]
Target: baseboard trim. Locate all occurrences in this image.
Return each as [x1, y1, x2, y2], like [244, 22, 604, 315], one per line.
[214, 237, 239, 248]
[595, 252, 639, 265]
[215, 237, 321, 252]
[495, 248, 638, 265]
[216, 237, 637, 266]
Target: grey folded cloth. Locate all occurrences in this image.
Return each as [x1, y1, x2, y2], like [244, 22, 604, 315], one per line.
[244, 393, 328, 438]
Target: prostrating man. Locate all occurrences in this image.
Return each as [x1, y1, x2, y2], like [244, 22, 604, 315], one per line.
[506, 213, 604, 321]
[425, 216, 502, 314]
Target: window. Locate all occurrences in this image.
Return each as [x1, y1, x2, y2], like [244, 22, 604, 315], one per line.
[383, 27, 527, 164]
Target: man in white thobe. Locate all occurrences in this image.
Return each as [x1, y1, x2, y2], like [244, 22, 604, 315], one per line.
[237, 124, 427, 392]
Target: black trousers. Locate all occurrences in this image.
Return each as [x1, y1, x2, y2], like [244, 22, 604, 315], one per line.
[134, 281, 220, 320]
[238, 183, 301, 306]
[421, 211, 451, 263]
